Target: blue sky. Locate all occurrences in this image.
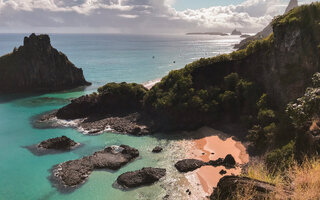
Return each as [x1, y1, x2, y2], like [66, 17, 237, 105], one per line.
[173, 0, 246, 10]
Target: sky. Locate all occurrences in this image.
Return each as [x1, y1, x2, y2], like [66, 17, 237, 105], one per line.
[0, 0, 318, 34]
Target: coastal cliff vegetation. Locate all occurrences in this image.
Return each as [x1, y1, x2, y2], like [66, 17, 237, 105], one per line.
[54, 3, 320, 198]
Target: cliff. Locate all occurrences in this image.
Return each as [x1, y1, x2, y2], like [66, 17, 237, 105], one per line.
[235, 0, 298, 50]
[0, 33, 91, 93]
[143, 3, 320, 130]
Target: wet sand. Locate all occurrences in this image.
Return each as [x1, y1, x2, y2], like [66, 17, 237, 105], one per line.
[185, 127, 249, 195]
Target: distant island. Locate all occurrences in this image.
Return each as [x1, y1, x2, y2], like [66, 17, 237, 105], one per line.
[231, 29, 242, 35]
[186, 32, 228, 36]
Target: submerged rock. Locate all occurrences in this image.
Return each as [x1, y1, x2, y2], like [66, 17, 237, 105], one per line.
[52, 145, 139, 188]
[38, 136, 78, 150]
[152, 146, 163, 153]
[0, 33, 91, 93]
[175, 159, 205, 172]
[210, 176, 277, 200]
[116, 167, 166, 188]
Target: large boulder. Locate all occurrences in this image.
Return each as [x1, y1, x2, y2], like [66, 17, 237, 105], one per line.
[0, 33, 91, 93]
[38, 136, 78, 150]
[210, 176, 276, 200]
[52, 145, 139, 188]
[175, 159, 205, 172]
[116, 167, 166, 188]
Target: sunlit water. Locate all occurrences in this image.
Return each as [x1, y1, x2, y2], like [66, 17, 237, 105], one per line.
[0, 34, 241, 200]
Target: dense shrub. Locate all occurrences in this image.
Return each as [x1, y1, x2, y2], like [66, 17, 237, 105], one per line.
[265, 141, 295, 173]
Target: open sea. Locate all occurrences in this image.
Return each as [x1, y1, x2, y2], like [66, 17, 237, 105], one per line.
[0, 34, 241, 200]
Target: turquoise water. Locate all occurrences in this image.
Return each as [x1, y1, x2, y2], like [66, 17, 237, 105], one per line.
[0, 34, 240, 200]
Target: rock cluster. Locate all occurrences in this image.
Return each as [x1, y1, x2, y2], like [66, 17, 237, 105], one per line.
[52, 145, 139, 187]
[175, 154, 236, 173]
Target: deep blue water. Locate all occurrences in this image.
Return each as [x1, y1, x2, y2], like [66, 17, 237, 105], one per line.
[0, 34, 241, 200]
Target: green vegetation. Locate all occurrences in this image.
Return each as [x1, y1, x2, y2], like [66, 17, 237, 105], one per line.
[98, 82, 147, 99]
[265, 141, 295, 173]
[286, 72, 320, 128]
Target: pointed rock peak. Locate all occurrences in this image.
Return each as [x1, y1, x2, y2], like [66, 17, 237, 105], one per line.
[285, 0, 298, 14]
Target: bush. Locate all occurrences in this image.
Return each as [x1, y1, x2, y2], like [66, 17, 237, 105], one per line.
[265, 141, 295, 173]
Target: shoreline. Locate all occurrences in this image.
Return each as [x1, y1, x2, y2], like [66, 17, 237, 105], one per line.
[179, 127, 249, 197]
[143, 78, 162, 90]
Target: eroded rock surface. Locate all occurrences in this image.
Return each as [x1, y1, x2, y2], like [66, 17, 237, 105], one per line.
[116, 167, 166, 188]
[38, 136, 78, 150]
[52, 145, 139, 188]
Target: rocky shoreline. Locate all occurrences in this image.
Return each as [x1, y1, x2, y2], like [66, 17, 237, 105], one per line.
[37, 111, 152, 136]
[51, 145, 139, 190]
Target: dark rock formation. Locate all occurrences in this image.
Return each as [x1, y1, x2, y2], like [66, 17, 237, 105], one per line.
[223, 154, 236, 168]
[38, 136, 78, 150]
[56, 82, 147, 120]
[116, 167, 166, 188]
[152, 146, 163, 153]
[210, 176, 276, 200]
[235, 0, 298, 50]
[0, 33, 91, 93]
[231, 29, 242, 35]
[175, 155, 237, 173]
[52, 145, 139, 187]
[219, 169, 227, 175]
[175, 159, 206, 172]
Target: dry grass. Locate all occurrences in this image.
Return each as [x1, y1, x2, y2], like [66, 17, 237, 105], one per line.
[238, 158, 320, 200]
[288, 159, 320, 200]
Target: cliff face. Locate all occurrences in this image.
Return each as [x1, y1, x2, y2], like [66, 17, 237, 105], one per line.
[0, 33, 91, 93]
[235, 0, 298, 50]
[194, 3, 320, 105]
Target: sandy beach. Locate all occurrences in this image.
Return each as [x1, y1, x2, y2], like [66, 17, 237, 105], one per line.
[181, 127, 249, 197]
[143, 78, 162, 89]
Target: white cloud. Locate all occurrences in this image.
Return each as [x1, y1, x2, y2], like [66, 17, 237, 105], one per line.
[0, 0, 317, 34]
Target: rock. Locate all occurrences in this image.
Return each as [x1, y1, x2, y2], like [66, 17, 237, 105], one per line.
[231, 29, 242, 35]
[208, 158, 224, 167]
[219, 170, 227, 175]
[116, 167, 166, 188]
[175, 159, 205, 172]
[152, 146, 163, 153]
[210, 176, 277, 200]
[56, 82, 147, 120]
[52, 145, 139, 188]
[223, 154, 236, 168]
[0, 33, 91, 93]
[38, 136, 78, 150]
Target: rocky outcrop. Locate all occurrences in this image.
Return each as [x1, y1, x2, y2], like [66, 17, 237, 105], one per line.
[231, 29, 242, 35]
[56, 82, 147, 120]
[235, 0, 298, 50]
[210, 176, 276, 200]
[152, 146, 163, 153]
[116, 167, 166, 188]
[0, 33, 91, 93]
[175, 155, 237, 173]
[38, 136, 78, 150]
[52, 145, 139, 188]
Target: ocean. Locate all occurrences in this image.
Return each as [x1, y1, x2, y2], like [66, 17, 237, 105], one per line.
[0, 34, 241, 200]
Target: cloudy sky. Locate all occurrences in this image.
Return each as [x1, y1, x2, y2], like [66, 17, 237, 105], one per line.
[0, 0, 318, 34]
